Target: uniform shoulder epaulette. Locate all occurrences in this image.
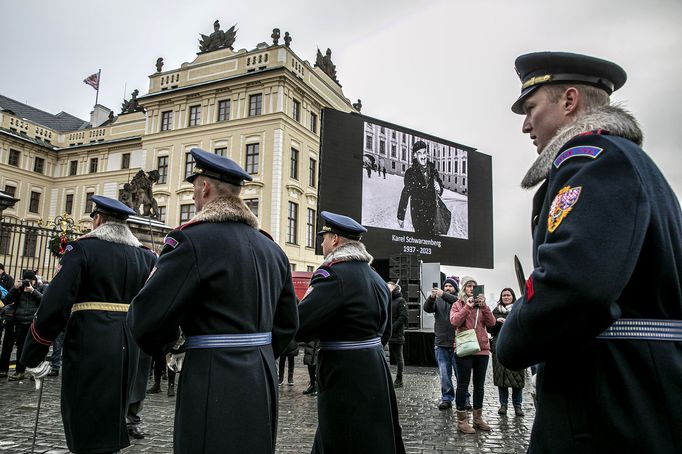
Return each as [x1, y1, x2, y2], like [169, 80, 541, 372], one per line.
[140, 245, 158, 256]
[178, 219, 203, 231]
[259, 229, 274, 241]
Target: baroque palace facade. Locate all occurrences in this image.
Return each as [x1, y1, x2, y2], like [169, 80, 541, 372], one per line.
[0, 24, 355, 272]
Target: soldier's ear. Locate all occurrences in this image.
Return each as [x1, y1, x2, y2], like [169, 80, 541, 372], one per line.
[563, 87, 580, 115]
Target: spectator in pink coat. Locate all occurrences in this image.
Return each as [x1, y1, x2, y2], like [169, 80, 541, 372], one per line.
[449, 276, 496, 434]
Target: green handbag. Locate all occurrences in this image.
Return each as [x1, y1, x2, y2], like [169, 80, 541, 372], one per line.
[455, 308, 481, 357]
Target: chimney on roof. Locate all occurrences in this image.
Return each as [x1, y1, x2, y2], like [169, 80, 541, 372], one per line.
[90, 104, 112, 128]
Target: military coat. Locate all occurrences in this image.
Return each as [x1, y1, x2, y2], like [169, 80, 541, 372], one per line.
[21, 223, 156, 454]
[297, 242, 405, 454]
[128, 196, 298, 454]
[497, 106, 682, 453]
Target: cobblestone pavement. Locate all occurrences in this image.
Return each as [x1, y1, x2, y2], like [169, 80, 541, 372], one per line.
[0, 363, 532, 453]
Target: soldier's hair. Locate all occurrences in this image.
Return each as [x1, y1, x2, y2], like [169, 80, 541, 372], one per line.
[96, 213, 127, 225]
[209, 178, 241, 197]
[194, 176, 241, 197]
[544, 83, 610, 112]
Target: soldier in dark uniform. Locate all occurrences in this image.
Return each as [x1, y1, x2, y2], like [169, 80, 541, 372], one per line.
[498, 51, 682, 453]
[127, 147, 298, 454]
[22, 196, 157, 454]
[297, 211, 405, 454]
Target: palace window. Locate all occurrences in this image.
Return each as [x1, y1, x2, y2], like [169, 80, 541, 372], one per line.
[217, 99, 231, 122]
[161, 111, 173, 131]
[8, 149, 20, 167]
[33, 157, 45, 174]
[244, 198, 259, 218]
[65, 194, 74, 214]
[157, 156, 168, 184]
[29, 191, 40, 213]
[249, 94, 262, 116]
[292, 99, 300, 122]
[290, 148, 299, 180]
[287, 202, 298, 244]
[245, 143, 259, 174]
[188, 105, 201, 127]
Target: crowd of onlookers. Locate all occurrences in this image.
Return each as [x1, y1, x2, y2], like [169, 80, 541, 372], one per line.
[2, 262, 528, 430]
[0, 263, 62, 381]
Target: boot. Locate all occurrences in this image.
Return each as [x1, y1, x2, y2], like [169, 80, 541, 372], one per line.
[473, 408, 492, 431]
[514, 405, 524, 417]
[146, 381, 161, 394]
[457, 410, 476, 434]
[498, 405, 507, 415]
[167, 383, 175, 397]
[394, 377, 403, 388]
[303, 382, 316, 395]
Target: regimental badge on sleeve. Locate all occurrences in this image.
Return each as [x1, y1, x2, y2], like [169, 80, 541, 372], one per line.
[303, 286, 314, 299]
[547, 186, 582, 233]
[553, 146, 603, 168]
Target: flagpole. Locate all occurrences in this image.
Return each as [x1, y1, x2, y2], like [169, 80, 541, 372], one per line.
[94, 69, 101, 106]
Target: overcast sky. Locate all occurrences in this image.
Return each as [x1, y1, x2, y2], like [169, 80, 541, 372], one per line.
[2, 0, 680, 300]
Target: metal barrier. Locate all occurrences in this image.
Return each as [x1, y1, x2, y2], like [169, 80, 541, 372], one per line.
[0, 217, 79, 283]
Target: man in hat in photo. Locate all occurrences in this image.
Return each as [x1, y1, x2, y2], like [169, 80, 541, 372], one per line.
[127, 147, 298, 453]
[21, 195, 157, 454]
[297, 211, 405, 454]
[397, 140, 444, 235]
[497, 51, 682, 452]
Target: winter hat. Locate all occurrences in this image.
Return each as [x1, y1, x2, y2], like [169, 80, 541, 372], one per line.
[460, 276, 476, 287]
[442, 277, 459, 292]
[22, 270, 37, 280]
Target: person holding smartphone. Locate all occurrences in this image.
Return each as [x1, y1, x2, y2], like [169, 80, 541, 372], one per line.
[449, 276, 496, 433]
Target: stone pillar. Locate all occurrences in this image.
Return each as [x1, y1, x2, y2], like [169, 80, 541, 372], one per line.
[127, 216, 173, 254]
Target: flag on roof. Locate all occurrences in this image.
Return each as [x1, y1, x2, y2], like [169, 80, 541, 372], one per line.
[83, 72, 100, 90]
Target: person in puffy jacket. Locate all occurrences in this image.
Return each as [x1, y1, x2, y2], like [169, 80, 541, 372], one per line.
[450, 276, 495, 433]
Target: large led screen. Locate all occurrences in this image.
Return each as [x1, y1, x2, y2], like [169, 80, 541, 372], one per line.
[317, 108, 493, 268]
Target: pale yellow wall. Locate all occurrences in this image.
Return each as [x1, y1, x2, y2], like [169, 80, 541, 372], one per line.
[0, 42, 354, 271]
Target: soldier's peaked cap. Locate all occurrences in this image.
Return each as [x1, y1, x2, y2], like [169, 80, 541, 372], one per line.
[511, 51, 627, 114]
[317, 211, 367, 241]
[90, 195, 136, 219]
[186, 147, 252, 186]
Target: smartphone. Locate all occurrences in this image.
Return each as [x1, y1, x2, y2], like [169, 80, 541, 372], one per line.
[432, 282, 439, 289]
[473, 285, 485, 298]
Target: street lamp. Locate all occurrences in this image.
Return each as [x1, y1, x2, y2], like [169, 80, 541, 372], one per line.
[0, 191, 18, 215]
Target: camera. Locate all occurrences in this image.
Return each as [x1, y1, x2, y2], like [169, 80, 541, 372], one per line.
[21, 279, 30, 288]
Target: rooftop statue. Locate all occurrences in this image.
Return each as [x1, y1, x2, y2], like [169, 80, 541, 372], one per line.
[121, 89, 143, 114]
[315, 47, 338, 83]
[156, 57, 164, 73]
[199, 20, 237, 52]
[271, 28, 280, 45]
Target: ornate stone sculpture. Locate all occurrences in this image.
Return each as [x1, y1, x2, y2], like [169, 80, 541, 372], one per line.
[271, 28, 280, 45]
[353, 99, 362, 112]
[284, 32, 292, 47]
[199, 20, 237, 52]
[156, 57, 164, 73]
[315, 47, 338, 83]
[119, 169, 160, 218]
[121, 89, 143, 114]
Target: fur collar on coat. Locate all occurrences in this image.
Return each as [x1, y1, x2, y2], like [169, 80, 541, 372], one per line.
[521, 104, 644, 189]
[190, 195, 259, 229]
[80, 221, 141, 247]
[322, 241, 373, 266]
